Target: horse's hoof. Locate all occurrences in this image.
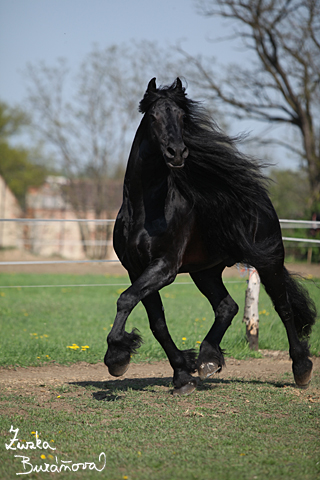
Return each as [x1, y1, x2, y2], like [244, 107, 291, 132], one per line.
[173, 380, 197, 396]
[198, 361, 221, 381]
[294, 370, 312, 389]
[107, 362, 130, 377]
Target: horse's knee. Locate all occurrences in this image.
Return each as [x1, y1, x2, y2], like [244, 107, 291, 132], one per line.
[216, 295, 239, 324]
[116, 292, 135, 315]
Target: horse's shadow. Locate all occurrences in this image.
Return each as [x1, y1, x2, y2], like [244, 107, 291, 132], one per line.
[70, 375, 294, 402]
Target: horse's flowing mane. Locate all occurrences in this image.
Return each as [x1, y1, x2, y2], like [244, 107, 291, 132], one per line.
[139, 80, 278, 264]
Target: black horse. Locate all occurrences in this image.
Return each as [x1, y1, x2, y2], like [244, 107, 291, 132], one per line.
[104, 78, 316, 395]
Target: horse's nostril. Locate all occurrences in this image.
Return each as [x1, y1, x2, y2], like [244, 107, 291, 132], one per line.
[166, 147, 175, 158]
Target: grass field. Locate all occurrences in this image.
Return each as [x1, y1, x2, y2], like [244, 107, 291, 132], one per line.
[0, 272, 319, 480]
[0, 272, 319, 367]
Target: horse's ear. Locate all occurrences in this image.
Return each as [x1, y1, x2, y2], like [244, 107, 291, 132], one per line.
[147, 77, 157, 93]
[139, 78, 157, 113]
[175, 77, 183, 91]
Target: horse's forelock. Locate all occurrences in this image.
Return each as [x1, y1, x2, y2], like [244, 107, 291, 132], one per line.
[139, 79, 188, 114]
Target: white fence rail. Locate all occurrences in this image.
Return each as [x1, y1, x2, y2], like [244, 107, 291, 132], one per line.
[280, 219, 320, 245]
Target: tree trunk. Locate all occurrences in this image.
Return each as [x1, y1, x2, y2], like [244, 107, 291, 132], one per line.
[243, 268, 260, 351]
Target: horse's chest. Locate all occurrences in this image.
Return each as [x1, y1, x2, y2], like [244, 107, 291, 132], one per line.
[142, 178, 168, 236]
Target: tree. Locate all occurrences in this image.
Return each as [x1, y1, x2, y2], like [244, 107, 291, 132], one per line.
[180, 0, 320, 209]
[0, 101, 47, 210]
[269, 168, 310, 219]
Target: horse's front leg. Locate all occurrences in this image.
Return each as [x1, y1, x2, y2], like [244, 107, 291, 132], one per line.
[104, 259, 177, 377]
[142, 292, 197, 395]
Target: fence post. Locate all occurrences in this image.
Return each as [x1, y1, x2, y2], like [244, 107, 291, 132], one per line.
[243, 268, 260, 350]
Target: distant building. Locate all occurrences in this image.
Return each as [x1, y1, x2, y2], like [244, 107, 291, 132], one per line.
[0, 175, 23, 248]
[0, 175, 123, 259]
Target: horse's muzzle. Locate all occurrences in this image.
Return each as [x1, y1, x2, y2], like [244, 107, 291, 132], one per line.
[165, 145, 189, 169]
[167, 159, 185, 169]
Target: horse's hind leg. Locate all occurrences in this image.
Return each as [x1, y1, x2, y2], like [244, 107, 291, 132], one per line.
[258, 264, 315, 388]
[190, 266, 239, 380]
[142, 292, 198, 395]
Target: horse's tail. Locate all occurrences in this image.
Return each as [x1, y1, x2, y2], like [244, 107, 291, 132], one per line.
[283, 267, 317, 341]
[245, 237, 316, 346]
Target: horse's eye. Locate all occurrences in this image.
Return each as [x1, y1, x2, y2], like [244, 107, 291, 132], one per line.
[150, 114, 157, 123]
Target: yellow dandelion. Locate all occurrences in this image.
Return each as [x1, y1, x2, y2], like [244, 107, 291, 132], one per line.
[43, 334, 49, 338]
[196, 341, 201, 344]
[0, 292, 5, 296]
[48, 454, 54, 460]
[40, 454, 46, 460]
[67, 344, 80, 350]
[182, 337, 187, 341]
[57, 395, 61, 398]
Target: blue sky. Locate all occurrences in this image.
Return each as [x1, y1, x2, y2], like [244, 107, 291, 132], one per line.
[0, 0, 240, 105]
[0, 0, 298, 168]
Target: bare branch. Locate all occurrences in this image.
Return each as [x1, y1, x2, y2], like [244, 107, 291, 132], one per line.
[188, 0, 320, 205]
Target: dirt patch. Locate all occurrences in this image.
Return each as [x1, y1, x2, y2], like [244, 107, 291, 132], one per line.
[1, 249, 320, 277]
[0, 249, 128, 276]
[1, 353, 319, 394]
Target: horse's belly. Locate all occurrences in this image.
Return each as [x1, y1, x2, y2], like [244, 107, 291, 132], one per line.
[179, 227, 225, 273]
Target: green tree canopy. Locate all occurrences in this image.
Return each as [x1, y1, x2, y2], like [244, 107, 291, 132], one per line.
[268, 169, 310, 219]
[0, 101, 47, 210]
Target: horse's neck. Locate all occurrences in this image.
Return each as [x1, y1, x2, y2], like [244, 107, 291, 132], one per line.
[124, 127, 169, 201]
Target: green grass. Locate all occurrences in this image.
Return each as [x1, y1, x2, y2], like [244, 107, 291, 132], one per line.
[0, 273, 319, 367]
[1, 372, 319, 479]
[0, 273, 319, 479]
